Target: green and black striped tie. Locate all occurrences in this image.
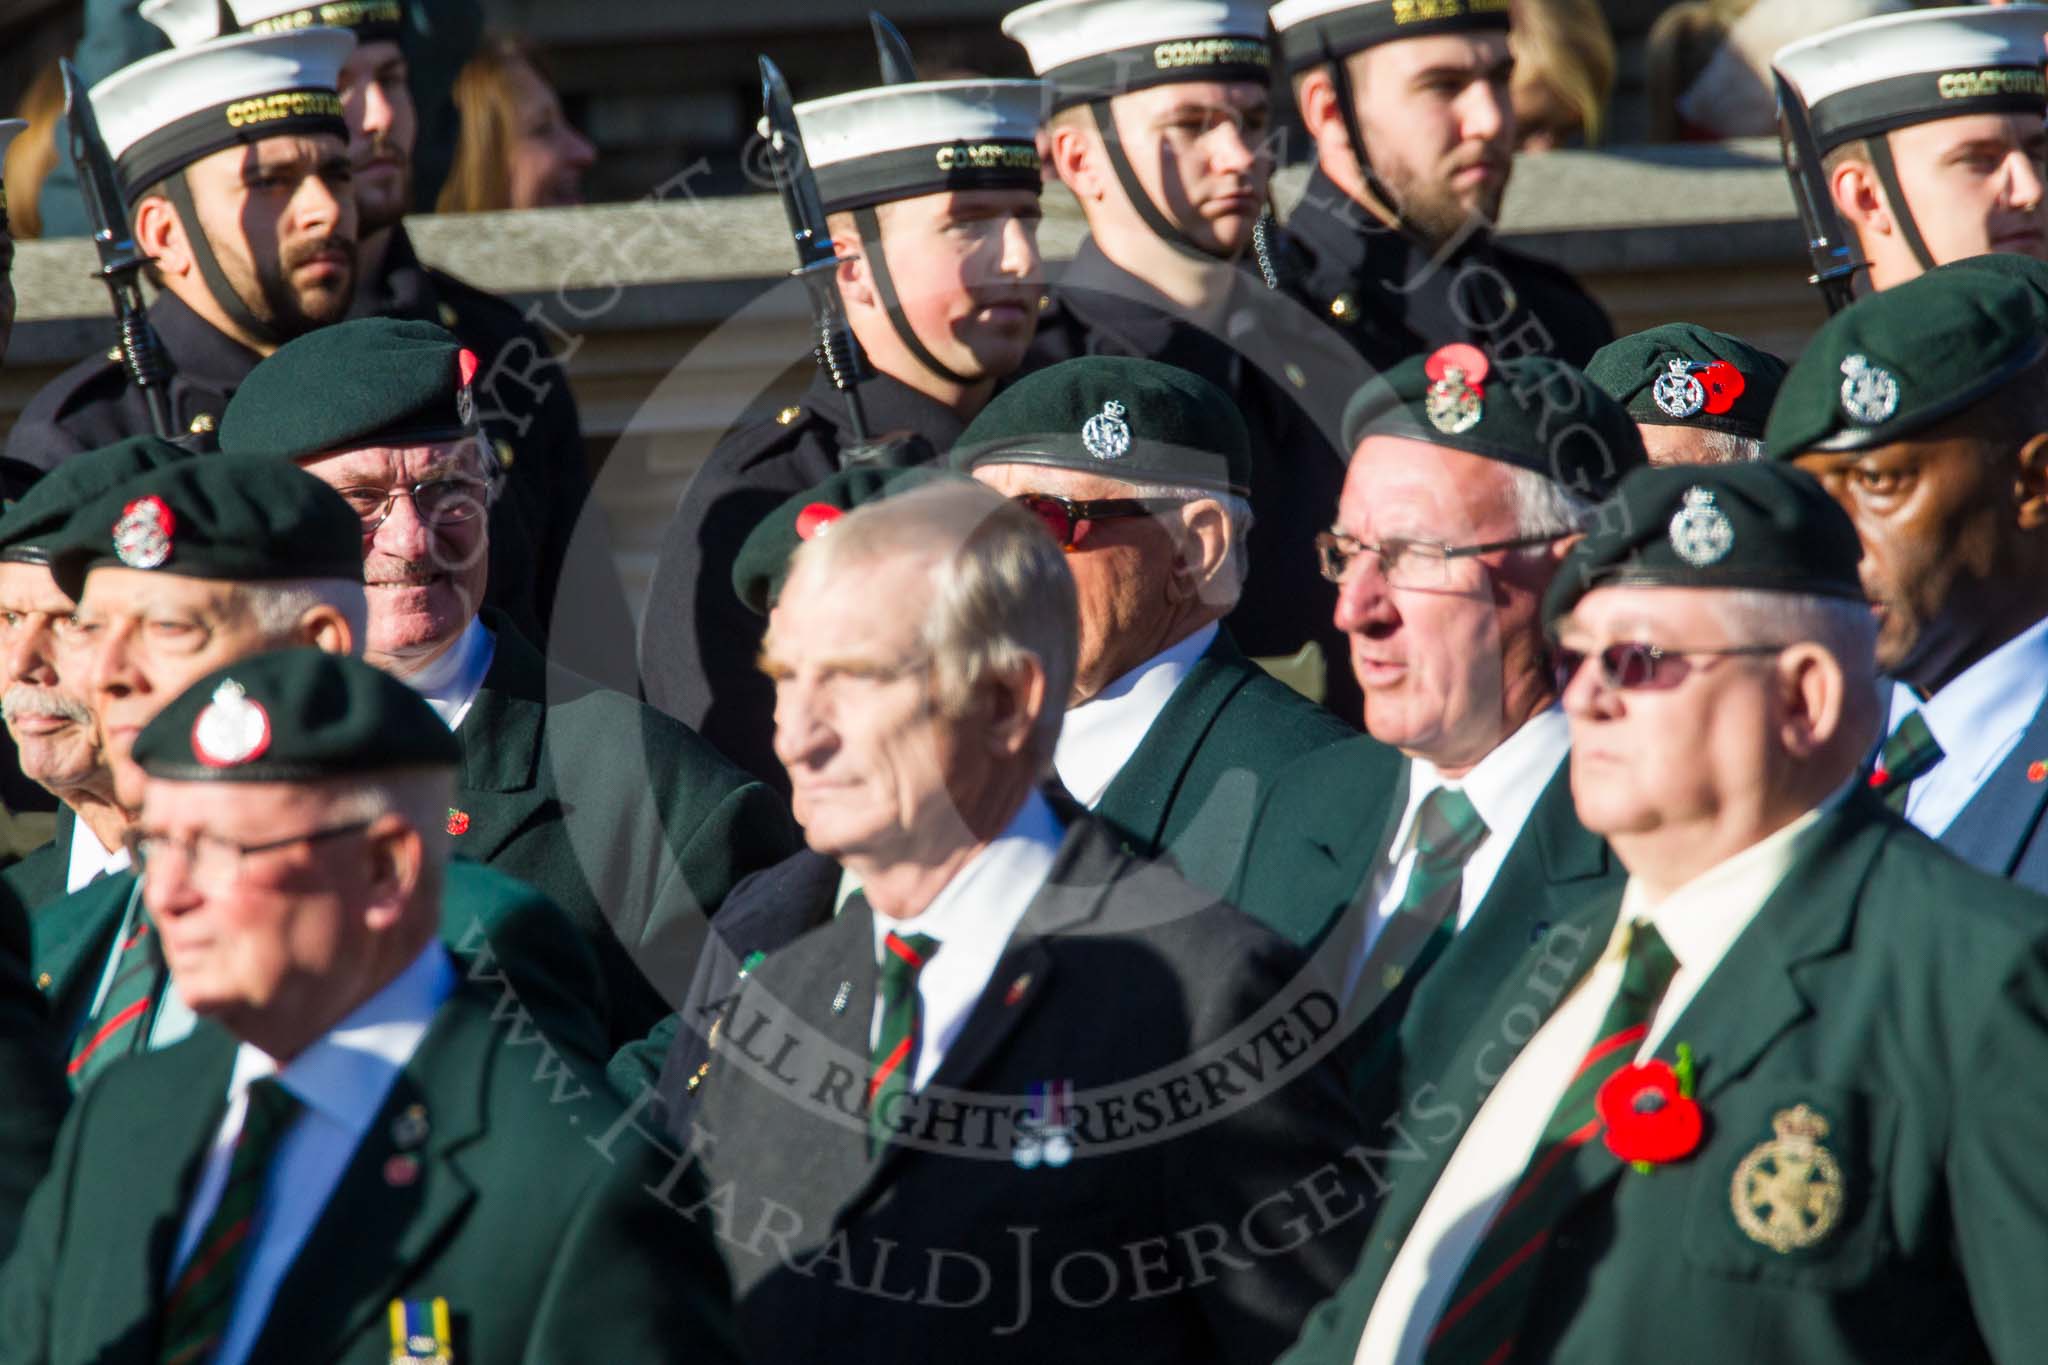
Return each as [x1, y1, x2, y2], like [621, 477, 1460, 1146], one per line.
[1871, 710, 1943, 812]
[1423, 920, 1680, 1364]
[159, 1078, 302, 1365]
[867, 926, 940, 1155]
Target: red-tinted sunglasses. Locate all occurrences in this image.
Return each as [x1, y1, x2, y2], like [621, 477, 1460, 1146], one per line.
[1014, 493, 1184, 551]
[1553, 641, 1785, 693]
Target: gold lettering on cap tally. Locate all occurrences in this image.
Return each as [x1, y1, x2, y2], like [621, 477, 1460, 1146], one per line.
[224, 90, 345, 128]
[1151, 37, 1270, 71]
[934, 143, 1041, 172]
[246, 0, 402, 32]
[1936, 68, 2048, 101]
[1394, 0, 1510, 23]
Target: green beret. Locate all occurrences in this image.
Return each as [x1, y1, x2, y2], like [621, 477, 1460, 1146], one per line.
[0, 436, 195, 567]
[1341, 349, 1647, 501]
[734, 463, 960, 616]
[1543, 462, 1865, 625]
[951, 357, 1251, 497]
[1583, 324, 1787, 441]
[1764, 267, 2048, 459]
[133, 647, 460, 781]
[218, 317, 483, 461]
[48, 455, 364, 599]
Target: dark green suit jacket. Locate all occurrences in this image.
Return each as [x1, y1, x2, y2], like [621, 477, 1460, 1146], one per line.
[32, 863, 611, 1079]
[0, 966, 741, 1364]
[0, 810, 68, 919]
[1229, 738, 1625, 1128]
[1283, 794, 2048, 1363]
[451, 616, 801, 1051]
[1091, 629, 1355, 895]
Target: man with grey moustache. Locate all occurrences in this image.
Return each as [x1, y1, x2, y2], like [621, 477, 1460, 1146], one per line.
[0, 437, 198, 914]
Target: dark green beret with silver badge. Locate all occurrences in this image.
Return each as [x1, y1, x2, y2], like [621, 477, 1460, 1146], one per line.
[133, 647, 460, 781]
[47, 455, 364, 599]
[1584, 323, 1786, 440]
[218, 317, 483, 462]
[0, 436, 195, 567]
[951, 356, 1252, 497]
[1543, 461, 1866, 625]
[1342, 347, 1648, 501]
[733, 463, 962, 616]
[1763, 266, 2048, 459]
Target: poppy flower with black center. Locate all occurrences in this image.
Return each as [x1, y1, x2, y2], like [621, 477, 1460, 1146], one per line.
[1596, 1059, 1704, 1166]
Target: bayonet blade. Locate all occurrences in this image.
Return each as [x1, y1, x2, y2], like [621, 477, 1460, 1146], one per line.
[870, 12, 919, 85]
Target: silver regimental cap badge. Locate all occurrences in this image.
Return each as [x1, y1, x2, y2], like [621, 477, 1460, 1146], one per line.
[1425, 368, 1484, 435]
[1652, 357, 1707, 420]
[1838, 354, 1899, 426]
[191, 679, 271, 768]
[1669, 486, 1735, 567]
[1082, 400, 1131, 461]
[112, 495, 174, 570]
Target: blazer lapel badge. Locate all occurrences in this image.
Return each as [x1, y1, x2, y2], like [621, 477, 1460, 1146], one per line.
[1730, 1103, 1846, 1253]
[387, 1295, 454, 1363]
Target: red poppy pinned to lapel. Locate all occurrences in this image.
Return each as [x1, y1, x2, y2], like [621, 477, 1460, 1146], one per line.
[1004, 973, 1033, 1006]
[445, 808, 470, 836]
[2028, 760, 2047, 784]
[1597, 1042, 1704, 1173]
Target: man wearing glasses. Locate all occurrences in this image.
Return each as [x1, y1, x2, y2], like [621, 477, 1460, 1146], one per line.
[30, 452, 607, 1087]
[956, 356, 1354, 894]
[1, 649, 741, 1363]
[1284, 460, 2048, 1364]
[220, 318, 801, 1077]
[1230, 350, 1642, 1135]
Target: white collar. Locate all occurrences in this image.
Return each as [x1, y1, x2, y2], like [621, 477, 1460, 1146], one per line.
[64, 817, 130, 894]
[1620, 804, 1824, 975]
[1054, 623, 1217, 806]
[228, 944, 456, 1137]
[1912, 614, 2048, 786]
[1402, 706, 1572, 850]
[399, 619, 496, 732]
[868, 788, 1065, 952]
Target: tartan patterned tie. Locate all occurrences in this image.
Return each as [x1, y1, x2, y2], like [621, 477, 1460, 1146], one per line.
[159, 1078, 302, 1365]
[868, 926, 940, 1155]
[1348, 788, 1489, 1090]
[69, 883, 162, 1084]
[1423, 920, 1680, 1365]
[1870, 710, 1943, 812]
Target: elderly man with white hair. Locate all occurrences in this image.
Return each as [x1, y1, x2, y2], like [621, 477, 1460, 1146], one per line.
[1284, 459, 2048, 1365]
[687, 478, 1372, 1365]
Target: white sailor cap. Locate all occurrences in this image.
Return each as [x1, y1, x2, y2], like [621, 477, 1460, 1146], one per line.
[1774, 5, 2048, 153]
[90, 28, 354, 204]
[769, 79, 1049, 214]
[141, 0, 403, 47]
[1002, 0, 1273, 110]
[1268, 0, 1511, 77]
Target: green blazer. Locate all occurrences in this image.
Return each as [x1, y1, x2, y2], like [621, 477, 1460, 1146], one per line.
[1283, 795, 2048, 1363]
[32, 862, 611, 1078]
[0, 809, 70, 920]
[1091, 628, 1356, 895]
[453, 615, 801, 1051]
[0, 969, 741, 1364]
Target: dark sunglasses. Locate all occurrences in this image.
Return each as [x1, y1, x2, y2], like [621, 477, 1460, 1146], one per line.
[1013, 493, 1185, 550]
[1553, 641, 1786, 693]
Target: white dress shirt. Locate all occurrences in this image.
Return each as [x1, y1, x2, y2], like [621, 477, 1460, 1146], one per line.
[1055, 624, 1217, 806]
[405, 618, 496, 732]
[1353, 805, 1825, 1365]
[1890, 615, 2048, 838]
[1343, 708, 1571, 1003]
[868, 789, 1064, 1091]
[169, 945, 455, 1365]
[64, 821, 128, 894]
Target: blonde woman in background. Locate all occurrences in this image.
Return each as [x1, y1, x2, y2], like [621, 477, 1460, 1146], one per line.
[437, 35, 596, 213]
[1510, 0, 1616, 151]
